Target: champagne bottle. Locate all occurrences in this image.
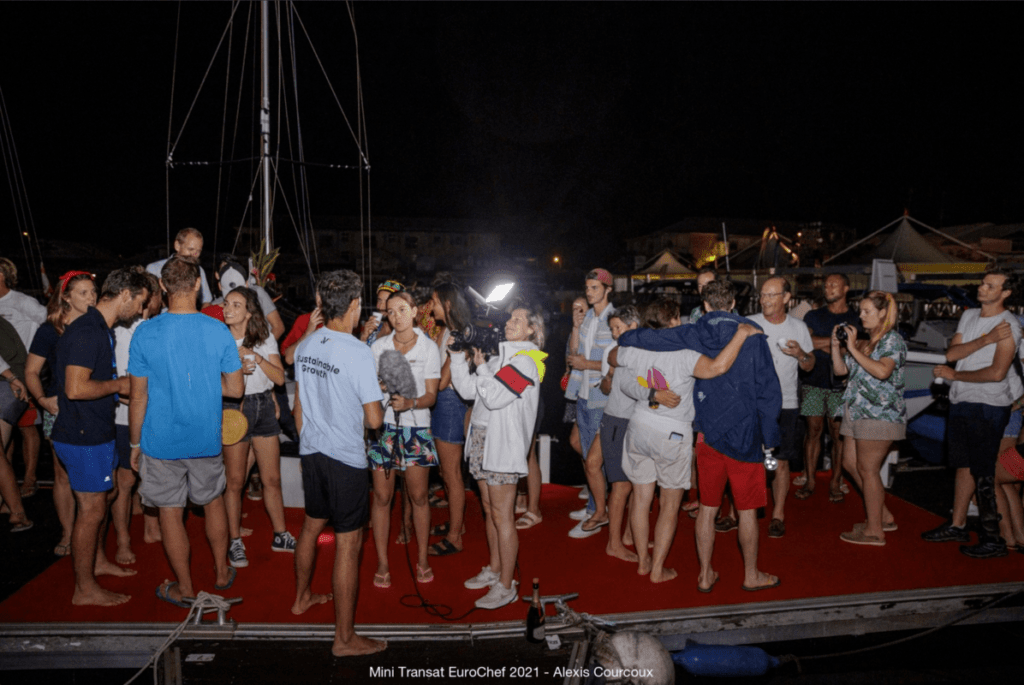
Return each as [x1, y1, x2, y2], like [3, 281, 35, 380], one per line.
[526, 578, 545, 643]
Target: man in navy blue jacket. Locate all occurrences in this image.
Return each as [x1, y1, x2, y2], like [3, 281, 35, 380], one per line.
[617, 278, 782, 593]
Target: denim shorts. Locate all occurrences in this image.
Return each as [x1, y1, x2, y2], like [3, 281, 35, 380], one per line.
[225, 390, 281, 442]
[431, 386, 468, 445]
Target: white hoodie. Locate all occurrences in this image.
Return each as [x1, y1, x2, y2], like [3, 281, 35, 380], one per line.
[450, 340, 542, 476]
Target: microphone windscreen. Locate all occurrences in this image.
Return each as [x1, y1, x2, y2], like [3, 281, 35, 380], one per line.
[379, 349, 418, 399]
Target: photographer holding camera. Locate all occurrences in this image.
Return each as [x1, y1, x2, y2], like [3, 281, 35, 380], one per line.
[450, 302, 547, 610]
[830, 291, 906, 547]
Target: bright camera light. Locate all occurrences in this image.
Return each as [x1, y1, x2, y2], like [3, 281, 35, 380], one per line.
[485, 283, 515, 303]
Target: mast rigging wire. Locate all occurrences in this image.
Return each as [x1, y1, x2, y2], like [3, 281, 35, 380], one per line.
[0, 83, 42, 292]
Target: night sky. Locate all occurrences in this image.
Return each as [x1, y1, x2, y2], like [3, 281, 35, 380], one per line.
[1, 2, 1021, 266]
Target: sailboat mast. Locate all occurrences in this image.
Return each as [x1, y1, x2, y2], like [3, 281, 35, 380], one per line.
[260, 0, 272, 253]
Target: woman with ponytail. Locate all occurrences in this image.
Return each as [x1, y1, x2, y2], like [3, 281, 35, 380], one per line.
[831, 290, 906, 547]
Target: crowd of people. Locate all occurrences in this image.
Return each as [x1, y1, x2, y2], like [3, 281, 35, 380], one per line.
[3, 227, 1024, 658]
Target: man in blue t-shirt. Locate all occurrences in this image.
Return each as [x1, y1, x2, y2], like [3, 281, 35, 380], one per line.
[129, 256, 243, 608]
[290, 269, 386, 657]
[51, 267, 151, 607]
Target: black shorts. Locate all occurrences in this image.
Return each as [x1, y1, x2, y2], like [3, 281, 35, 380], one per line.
[778, 408, 801, 465]
[115, 424, 133, 470]
[300, 452, 368, 533]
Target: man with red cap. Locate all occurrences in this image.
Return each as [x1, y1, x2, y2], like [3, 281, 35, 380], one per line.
[566, 268, 616, 538]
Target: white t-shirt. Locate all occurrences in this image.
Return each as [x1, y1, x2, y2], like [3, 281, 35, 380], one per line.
[371, 328, 441, 427]
[616, 346, 702, 433]
[0, 289, 47, 351]
[236, 335, 280, 395]
[114, 319, 143, 426]
[295, 327, 383, 468]
[147, 258, 213, 305]
[950, 309, 1023, 407]
[748, 313, 814, 410]
[602, 344, 637, 420]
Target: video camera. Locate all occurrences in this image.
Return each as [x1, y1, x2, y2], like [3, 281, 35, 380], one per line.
[446, 282, 514, 357]
[449, 322, 505, 357]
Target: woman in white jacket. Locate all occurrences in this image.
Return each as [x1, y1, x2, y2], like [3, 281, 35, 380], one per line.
[450, 304, 547, 610]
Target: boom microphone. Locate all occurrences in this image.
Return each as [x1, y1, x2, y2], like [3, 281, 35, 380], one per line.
[378, 349, 417, 402]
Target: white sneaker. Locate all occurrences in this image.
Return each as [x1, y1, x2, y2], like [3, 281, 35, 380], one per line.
[464, 565, 499, 589]
[569, 507, 592, 521]
[967, 502, 980, 518]
[568, 520, 602, 539]
[578, 485, 590, 500]
[475, 580, 519, 610]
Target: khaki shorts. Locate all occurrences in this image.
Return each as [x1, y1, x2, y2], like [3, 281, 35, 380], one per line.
[622, 422, 692, 490]
[839, 406, 906, 441]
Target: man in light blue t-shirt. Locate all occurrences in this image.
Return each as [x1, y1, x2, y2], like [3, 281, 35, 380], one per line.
[129, 256, 243, 608]
[290, 269, 386, 657]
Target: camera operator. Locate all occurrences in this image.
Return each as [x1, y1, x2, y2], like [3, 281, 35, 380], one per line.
[831, 291, 906, 547]
[450, 302, 547, 610]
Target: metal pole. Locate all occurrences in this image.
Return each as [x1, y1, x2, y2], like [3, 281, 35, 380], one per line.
[721, 222, 730, 273]
[260, 1, 272, 253]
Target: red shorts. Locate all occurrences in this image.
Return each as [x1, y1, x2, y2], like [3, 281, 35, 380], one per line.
[17, 400, 38, 428]
[696, 439, 767, 511]
[999, 445, 1024, 482]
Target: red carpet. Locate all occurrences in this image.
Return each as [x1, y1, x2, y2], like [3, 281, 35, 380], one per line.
[2, 474, 1022, 626]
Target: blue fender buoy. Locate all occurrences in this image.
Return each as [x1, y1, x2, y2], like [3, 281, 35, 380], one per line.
[671, 640, 781, 677]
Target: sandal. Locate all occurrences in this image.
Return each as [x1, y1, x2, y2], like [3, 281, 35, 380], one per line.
[792, 474, 808, 487]
[416, 564, 434, 584]
[794, 486, 814, 500]
[515, 494, 528, 515]
[395, 527, 411, 545]
[714, 516, 738, 533]
[428, 493, 448, 509]
[828, 487, 845, 503]
[20, 481, 38, 499]
[10, 513, 33, 534]
[373, 572, 391, 589]
[515, 511, 543, 530]
[428, 539, 462, 556]
[54, 542, 71, 557]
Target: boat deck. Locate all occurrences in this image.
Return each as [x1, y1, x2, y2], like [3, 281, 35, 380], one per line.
[2, 476, 1023, 674]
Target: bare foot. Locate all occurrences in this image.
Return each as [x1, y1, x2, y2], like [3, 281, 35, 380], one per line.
[95, 558, 138, 577]
[72, 586, 131, 606]
[395, 527, 410, 545]
[292, 591, 333, 615]
[697, 570, 719, 592]
[650, 567, 678, 584]
[606, 543, 639, 562]
[331, 635, 387, 657]
[637, 556, 652, 576]
[115, 545, 137, 565]
[241, 527, 253, 537]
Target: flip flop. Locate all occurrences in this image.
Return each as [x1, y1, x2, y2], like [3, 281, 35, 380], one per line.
[581, 517, 609, 533]
[416, 565, 434, 584]
[10, 516, 33, 533]
[373, 572, 391, 589]
[156, 581, 194, 608]
[742, 576, 781, 592]
[516, 511, 543, 530]
[792, 474, 808, 487]
[54, 542, 71, 557]
[427, 539, 462, 556]
[20, 482, 38, 499]
[430, 522, 451, 537]
[215, 567, 237, 590]
[697, 574, 719, 594]
[794, 486, 814, 500]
